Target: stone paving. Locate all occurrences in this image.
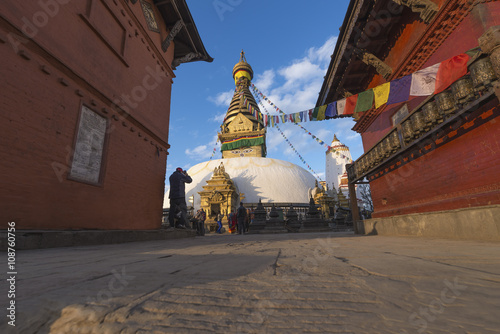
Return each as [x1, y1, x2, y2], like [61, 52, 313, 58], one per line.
[1, 232, 499, 333]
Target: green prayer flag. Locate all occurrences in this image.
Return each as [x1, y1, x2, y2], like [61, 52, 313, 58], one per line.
[312, 107, 319, 121]
[354, 89, 374, 113]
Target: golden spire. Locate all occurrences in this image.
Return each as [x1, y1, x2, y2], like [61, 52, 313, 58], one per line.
[232, 49, 253, 85]
[239, 49, 247, 62]
[218, 52, 266, 159]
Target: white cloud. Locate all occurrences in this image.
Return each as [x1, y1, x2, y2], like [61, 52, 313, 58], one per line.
[212, 112, 226, 123]
[184, 134, 220, 162]
[208, 89, 234, 106]
[254, 69, 275, 91]
[185, 145, 212, 159]
[307, 36, 338, 63]
[279, 60, 323, 85]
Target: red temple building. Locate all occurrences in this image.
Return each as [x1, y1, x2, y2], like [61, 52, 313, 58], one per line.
[318, 0, 500, 240]
[0, 0, 211, 230]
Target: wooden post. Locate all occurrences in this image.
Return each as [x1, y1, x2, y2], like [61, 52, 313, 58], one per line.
[346, 163, 360, 234]
[348, 181, 360, 234]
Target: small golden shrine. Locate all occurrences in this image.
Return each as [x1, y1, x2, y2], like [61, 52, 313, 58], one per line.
[198, 162, 239, 229]
[311, 181, 336, 219]
[218, 51, 267, 158]
[337, 187, 349, 208]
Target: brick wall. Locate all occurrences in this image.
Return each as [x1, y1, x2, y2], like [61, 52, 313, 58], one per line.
[0, 0, 175, 229]
[370, 107, 500, 218]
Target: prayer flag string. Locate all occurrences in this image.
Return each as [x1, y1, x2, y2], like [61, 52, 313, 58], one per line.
[250, 84, 353, 163]
[254, 92, 323, 182]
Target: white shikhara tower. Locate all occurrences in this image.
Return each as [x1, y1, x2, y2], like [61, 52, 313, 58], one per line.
[325, 134, 352, 195]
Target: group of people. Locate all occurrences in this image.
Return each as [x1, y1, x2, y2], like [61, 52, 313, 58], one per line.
[206, 202, 251, 235]
[168, 167, 254, 235]
[226, 203, 252, 234]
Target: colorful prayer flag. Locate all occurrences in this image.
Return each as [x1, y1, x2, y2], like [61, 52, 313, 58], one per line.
[317, 105, 327, 121]
[308, 109, 313, 121]
[373, 82, 390, 108]
[410, 63, 439, 96]
[294, 112, 301, 123]
[337, 99, 346, 115]
[344, 95, 358, 115]
[435, 53, 470, 94]
[387, 75, 411, 105]
[325, 102, 337, 118]
[354, 89, 374, 113]
[312, 107, 319, 121]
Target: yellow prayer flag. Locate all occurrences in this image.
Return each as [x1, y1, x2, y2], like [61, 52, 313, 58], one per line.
[294, 113, 301, 123]
[317, 105, 327, 121]
[373, 82, 390, 108]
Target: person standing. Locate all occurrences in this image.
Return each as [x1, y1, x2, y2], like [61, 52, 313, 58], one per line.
[193, 208, 206, 236]
[216, 212, 224, 234]
[228, 211, 236, 234]
[168, 167, 192, 229]
[237, 202, 247, 235]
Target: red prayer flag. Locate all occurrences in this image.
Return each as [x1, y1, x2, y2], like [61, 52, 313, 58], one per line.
[434, 53, 470, 94]
[344, 95, 358, 115]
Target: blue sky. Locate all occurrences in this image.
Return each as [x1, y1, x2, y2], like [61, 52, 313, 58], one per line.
[166, 0, 361, 187]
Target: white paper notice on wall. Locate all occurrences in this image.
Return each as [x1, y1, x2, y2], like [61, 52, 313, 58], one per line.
[69, 105, 107, 184]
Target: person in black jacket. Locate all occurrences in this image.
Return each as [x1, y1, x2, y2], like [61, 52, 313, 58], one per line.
[168, 167, 192, 228]
[237, 202, 247, 235]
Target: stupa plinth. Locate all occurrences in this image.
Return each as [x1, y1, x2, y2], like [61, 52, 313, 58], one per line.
[263, 204, 286, 233]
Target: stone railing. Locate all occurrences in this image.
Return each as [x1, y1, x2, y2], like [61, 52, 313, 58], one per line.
[348, 54, 499, 184]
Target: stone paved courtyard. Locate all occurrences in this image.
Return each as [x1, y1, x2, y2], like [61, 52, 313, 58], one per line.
[2, 232, 499, 333]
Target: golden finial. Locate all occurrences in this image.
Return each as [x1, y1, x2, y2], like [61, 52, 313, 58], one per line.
[233, 50, 253, 84]
[240, 49, 247, 63]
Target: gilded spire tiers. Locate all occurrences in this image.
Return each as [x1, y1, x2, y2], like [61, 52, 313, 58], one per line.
[219, 51, 266, 159]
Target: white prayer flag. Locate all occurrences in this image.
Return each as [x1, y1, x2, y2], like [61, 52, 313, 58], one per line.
[410, 63, 440, 96]
[337, 98, 346, 115]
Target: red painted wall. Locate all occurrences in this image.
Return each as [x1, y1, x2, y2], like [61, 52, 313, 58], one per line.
[0, 0, 177, 229]
[360, 2, 500, 217]
[362, 2, 500, 150]
[0, 0, 174, 143]
[371, 104, 500, 217]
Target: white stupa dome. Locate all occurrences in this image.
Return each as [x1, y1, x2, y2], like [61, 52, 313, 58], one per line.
[164, 157, 316, 208]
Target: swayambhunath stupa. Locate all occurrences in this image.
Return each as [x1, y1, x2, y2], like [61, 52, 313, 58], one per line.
[181, 52, 318, 217]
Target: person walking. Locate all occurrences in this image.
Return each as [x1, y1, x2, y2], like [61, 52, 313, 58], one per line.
[237, 202, 247, 235]
[216, 212, 224, 234]
[168, 167, 192, 229]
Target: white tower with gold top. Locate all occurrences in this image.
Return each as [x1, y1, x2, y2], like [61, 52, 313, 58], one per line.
[325, 134, 352, 195]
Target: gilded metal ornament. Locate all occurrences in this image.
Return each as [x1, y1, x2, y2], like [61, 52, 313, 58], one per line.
[402, 120, 414, 143]
[470, 57, 498, 92]
[390, 131, 400, 152]
[451, 75, 476, 106]
[435, 90, 456, 117]
[374, 145, 382, 163]
[422, 100, 441, 129]
[382, 137, 391, 158]
[411, 110, 425, 137]
[140, 0, 160, 33]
